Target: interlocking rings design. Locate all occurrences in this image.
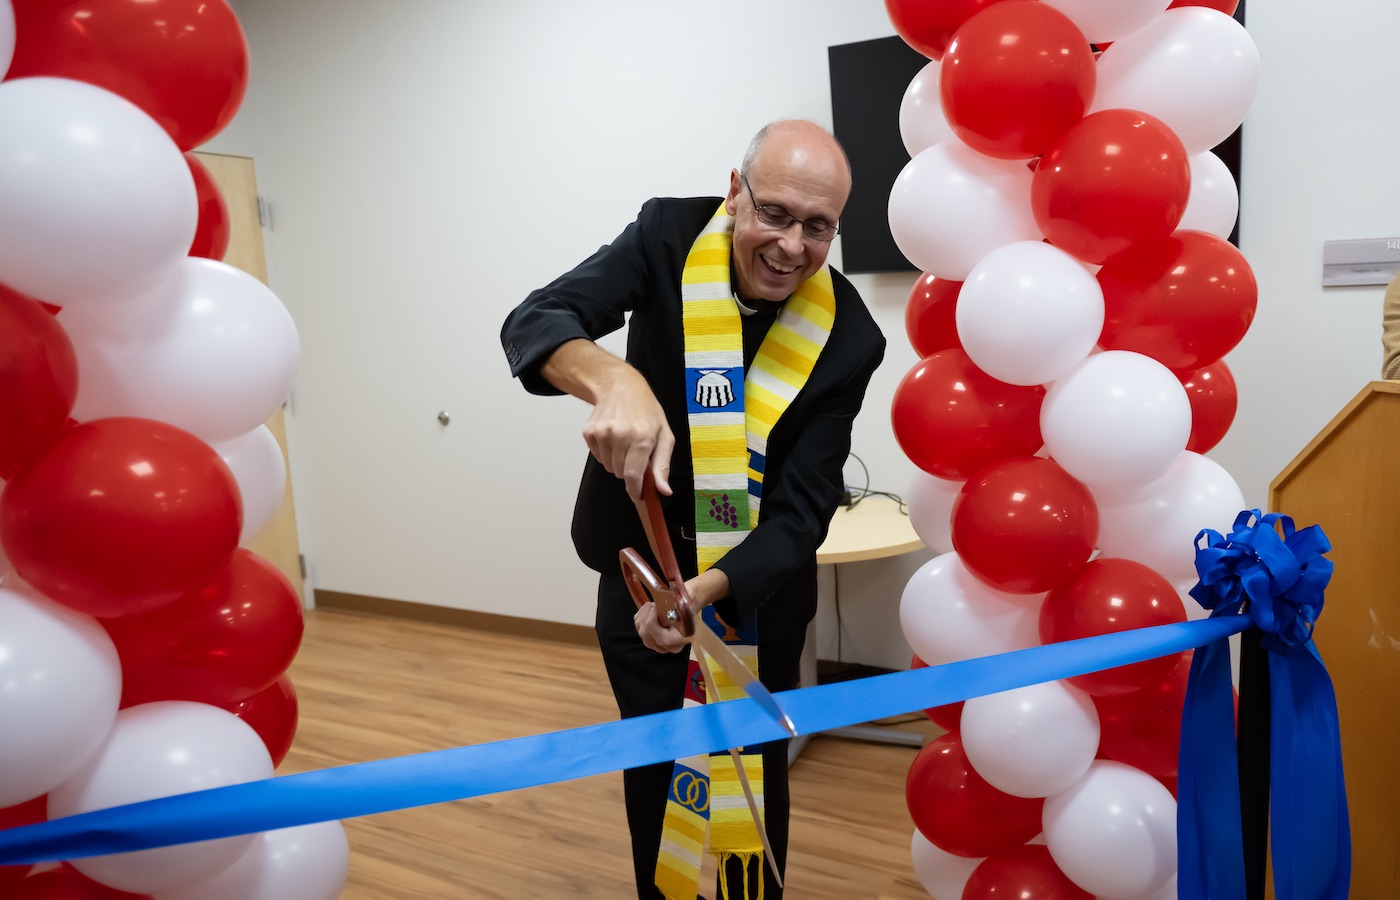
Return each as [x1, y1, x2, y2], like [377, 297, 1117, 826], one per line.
[671, 771, 710, 813]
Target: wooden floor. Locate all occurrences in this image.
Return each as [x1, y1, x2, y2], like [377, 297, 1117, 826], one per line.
[281, 608, 939, 899]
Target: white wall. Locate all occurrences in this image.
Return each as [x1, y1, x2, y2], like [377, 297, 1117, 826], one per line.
[207, 0, 1399, 669]
[1214, 2, 1399, 507]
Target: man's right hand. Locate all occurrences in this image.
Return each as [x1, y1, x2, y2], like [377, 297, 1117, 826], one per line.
[540, 339, 674, 501]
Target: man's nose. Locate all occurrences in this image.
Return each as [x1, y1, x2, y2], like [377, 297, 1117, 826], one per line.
[775, 222, 806, 257]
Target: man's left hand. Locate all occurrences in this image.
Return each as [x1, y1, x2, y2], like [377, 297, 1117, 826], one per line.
[634, 601, 691, 654]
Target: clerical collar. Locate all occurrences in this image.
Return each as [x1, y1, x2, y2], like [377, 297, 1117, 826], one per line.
[733, 292, 787, 317]
[731, 261, 785, 316]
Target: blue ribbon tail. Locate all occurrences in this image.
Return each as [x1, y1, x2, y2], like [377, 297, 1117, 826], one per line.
[1268, 641, 1351, 900]
[1178, 628, 1246, 898]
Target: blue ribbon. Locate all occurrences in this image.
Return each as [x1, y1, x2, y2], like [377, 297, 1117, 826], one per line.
[0, 616, 1248, 866]
[1179, 510, 1350, 900]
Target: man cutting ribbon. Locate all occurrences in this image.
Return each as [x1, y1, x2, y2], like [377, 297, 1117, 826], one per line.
[501, 119, 885, 899]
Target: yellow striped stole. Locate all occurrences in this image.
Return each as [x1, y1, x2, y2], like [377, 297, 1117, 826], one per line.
[653, 202, 834, 900]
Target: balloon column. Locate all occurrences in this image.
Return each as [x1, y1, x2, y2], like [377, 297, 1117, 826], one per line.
[0, 2, 347, 897]
[886, 0, 1256, 896]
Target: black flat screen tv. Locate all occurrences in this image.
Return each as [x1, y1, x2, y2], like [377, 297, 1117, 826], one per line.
[828, 35, 928, 274]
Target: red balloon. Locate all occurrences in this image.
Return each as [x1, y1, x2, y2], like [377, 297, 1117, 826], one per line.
[1098, 230, 1258, 372]
[104, 549, 303, 707]
[0, 418, 242, 618]
[221, 673, 300, 768]
[0, 285, 79, 479]
[7, 0, 249, 151]
[0, 796, 46, 889]
[905, 273, 962, 358]
[5, 865, 151, 899]
[941, 1, 1096, 159]
[1031, 109, 1190, 264]
[1178, 359, 1238, 453]
[951, 458, 1097, 594]
[911, 655, 963, 732]
[885, 0, 1006, 60]
[906, 732, 1043, 857]
[892, 350, 1045, 480]
[186, 154, 231, 261]
[1169, 0, 1239, 14]
[1094, 653, 1190, 779]
[1040, 558, 1187, 696]
[964, 844, 1093, 899]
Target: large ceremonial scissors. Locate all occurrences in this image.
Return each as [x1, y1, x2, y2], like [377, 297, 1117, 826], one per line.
[619, 472, 797, 736]
[619, 471, 793, 887]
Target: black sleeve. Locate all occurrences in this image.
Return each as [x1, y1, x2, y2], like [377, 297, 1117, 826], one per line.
[500, 201, 659, 395]
[712, 330, 886, 624]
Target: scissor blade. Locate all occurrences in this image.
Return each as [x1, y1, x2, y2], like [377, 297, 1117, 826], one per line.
[691, 626, 797, 737]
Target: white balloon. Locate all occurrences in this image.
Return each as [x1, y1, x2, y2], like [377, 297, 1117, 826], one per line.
[1093, 451, 1246, 582]
[155, 821, 350, 900]
[961, 680, 1100, 798]
[1179, 150, 1240, 239]
[1092, 8, 1261, 155]
[900, 551, 1042, 668]
[957, 241, 1104, 386]
[1041, 0, 1170, 44]
[1041, 351, 1191, 490]
[888, 142, 1042, 281]
[213, 426, 288, 543]
[49, 701, 275, 894]
[0, 580, 122, 808]
[906, 471, 961, 553]
[0, 77, 196, 308]
[1, 1, 15, 77]
[899, 60, 957, 158]
[61, 257, 301, 443]
[910, 829, 982, 900]
[1043, 761, 1177, 898]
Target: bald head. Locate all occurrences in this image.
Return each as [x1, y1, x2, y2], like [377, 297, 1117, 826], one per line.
[741, 120, 852, 204]
[724, 120, 852, 302]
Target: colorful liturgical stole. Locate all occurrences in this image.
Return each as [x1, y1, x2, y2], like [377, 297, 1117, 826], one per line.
[654, 203, 835, 900]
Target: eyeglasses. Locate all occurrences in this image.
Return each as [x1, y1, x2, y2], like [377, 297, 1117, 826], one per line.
[742, 175, 840, 242]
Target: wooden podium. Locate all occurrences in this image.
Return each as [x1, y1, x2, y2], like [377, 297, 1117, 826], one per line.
[1269, 380, 1400, 898]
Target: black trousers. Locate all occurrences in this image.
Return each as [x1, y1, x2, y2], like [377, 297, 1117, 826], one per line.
[595, 572, 807, 900]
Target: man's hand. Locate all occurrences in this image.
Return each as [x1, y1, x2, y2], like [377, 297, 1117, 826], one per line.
[541, 339, 674, 500]
[634, 601, 691, 654]
[583, 367, 675, 502]
[633, 568, 732, 655]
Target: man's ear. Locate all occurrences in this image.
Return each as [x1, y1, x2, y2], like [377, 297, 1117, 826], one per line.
[724, 168, 743, 216]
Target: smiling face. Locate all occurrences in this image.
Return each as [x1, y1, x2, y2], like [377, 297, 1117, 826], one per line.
[724, 121, 851, 303]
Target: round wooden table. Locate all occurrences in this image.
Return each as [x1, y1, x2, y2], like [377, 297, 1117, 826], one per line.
[816, 495, 924, 565]
[790, 495, 927, 762]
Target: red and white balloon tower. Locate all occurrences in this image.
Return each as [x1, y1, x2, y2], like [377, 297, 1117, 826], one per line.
[0, 2, 346, 897]
[885, 1, 1258, 897]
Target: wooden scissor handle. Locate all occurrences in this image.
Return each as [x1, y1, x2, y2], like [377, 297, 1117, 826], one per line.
[619, 548, 696, 637]
[619, 471, 697, 637]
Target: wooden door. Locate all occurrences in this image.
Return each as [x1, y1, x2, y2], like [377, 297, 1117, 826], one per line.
[192, 151, 307, 604]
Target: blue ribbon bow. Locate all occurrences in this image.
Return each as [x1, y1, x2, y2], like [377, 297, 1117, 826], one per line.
[1178, 510, 1351, 899]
